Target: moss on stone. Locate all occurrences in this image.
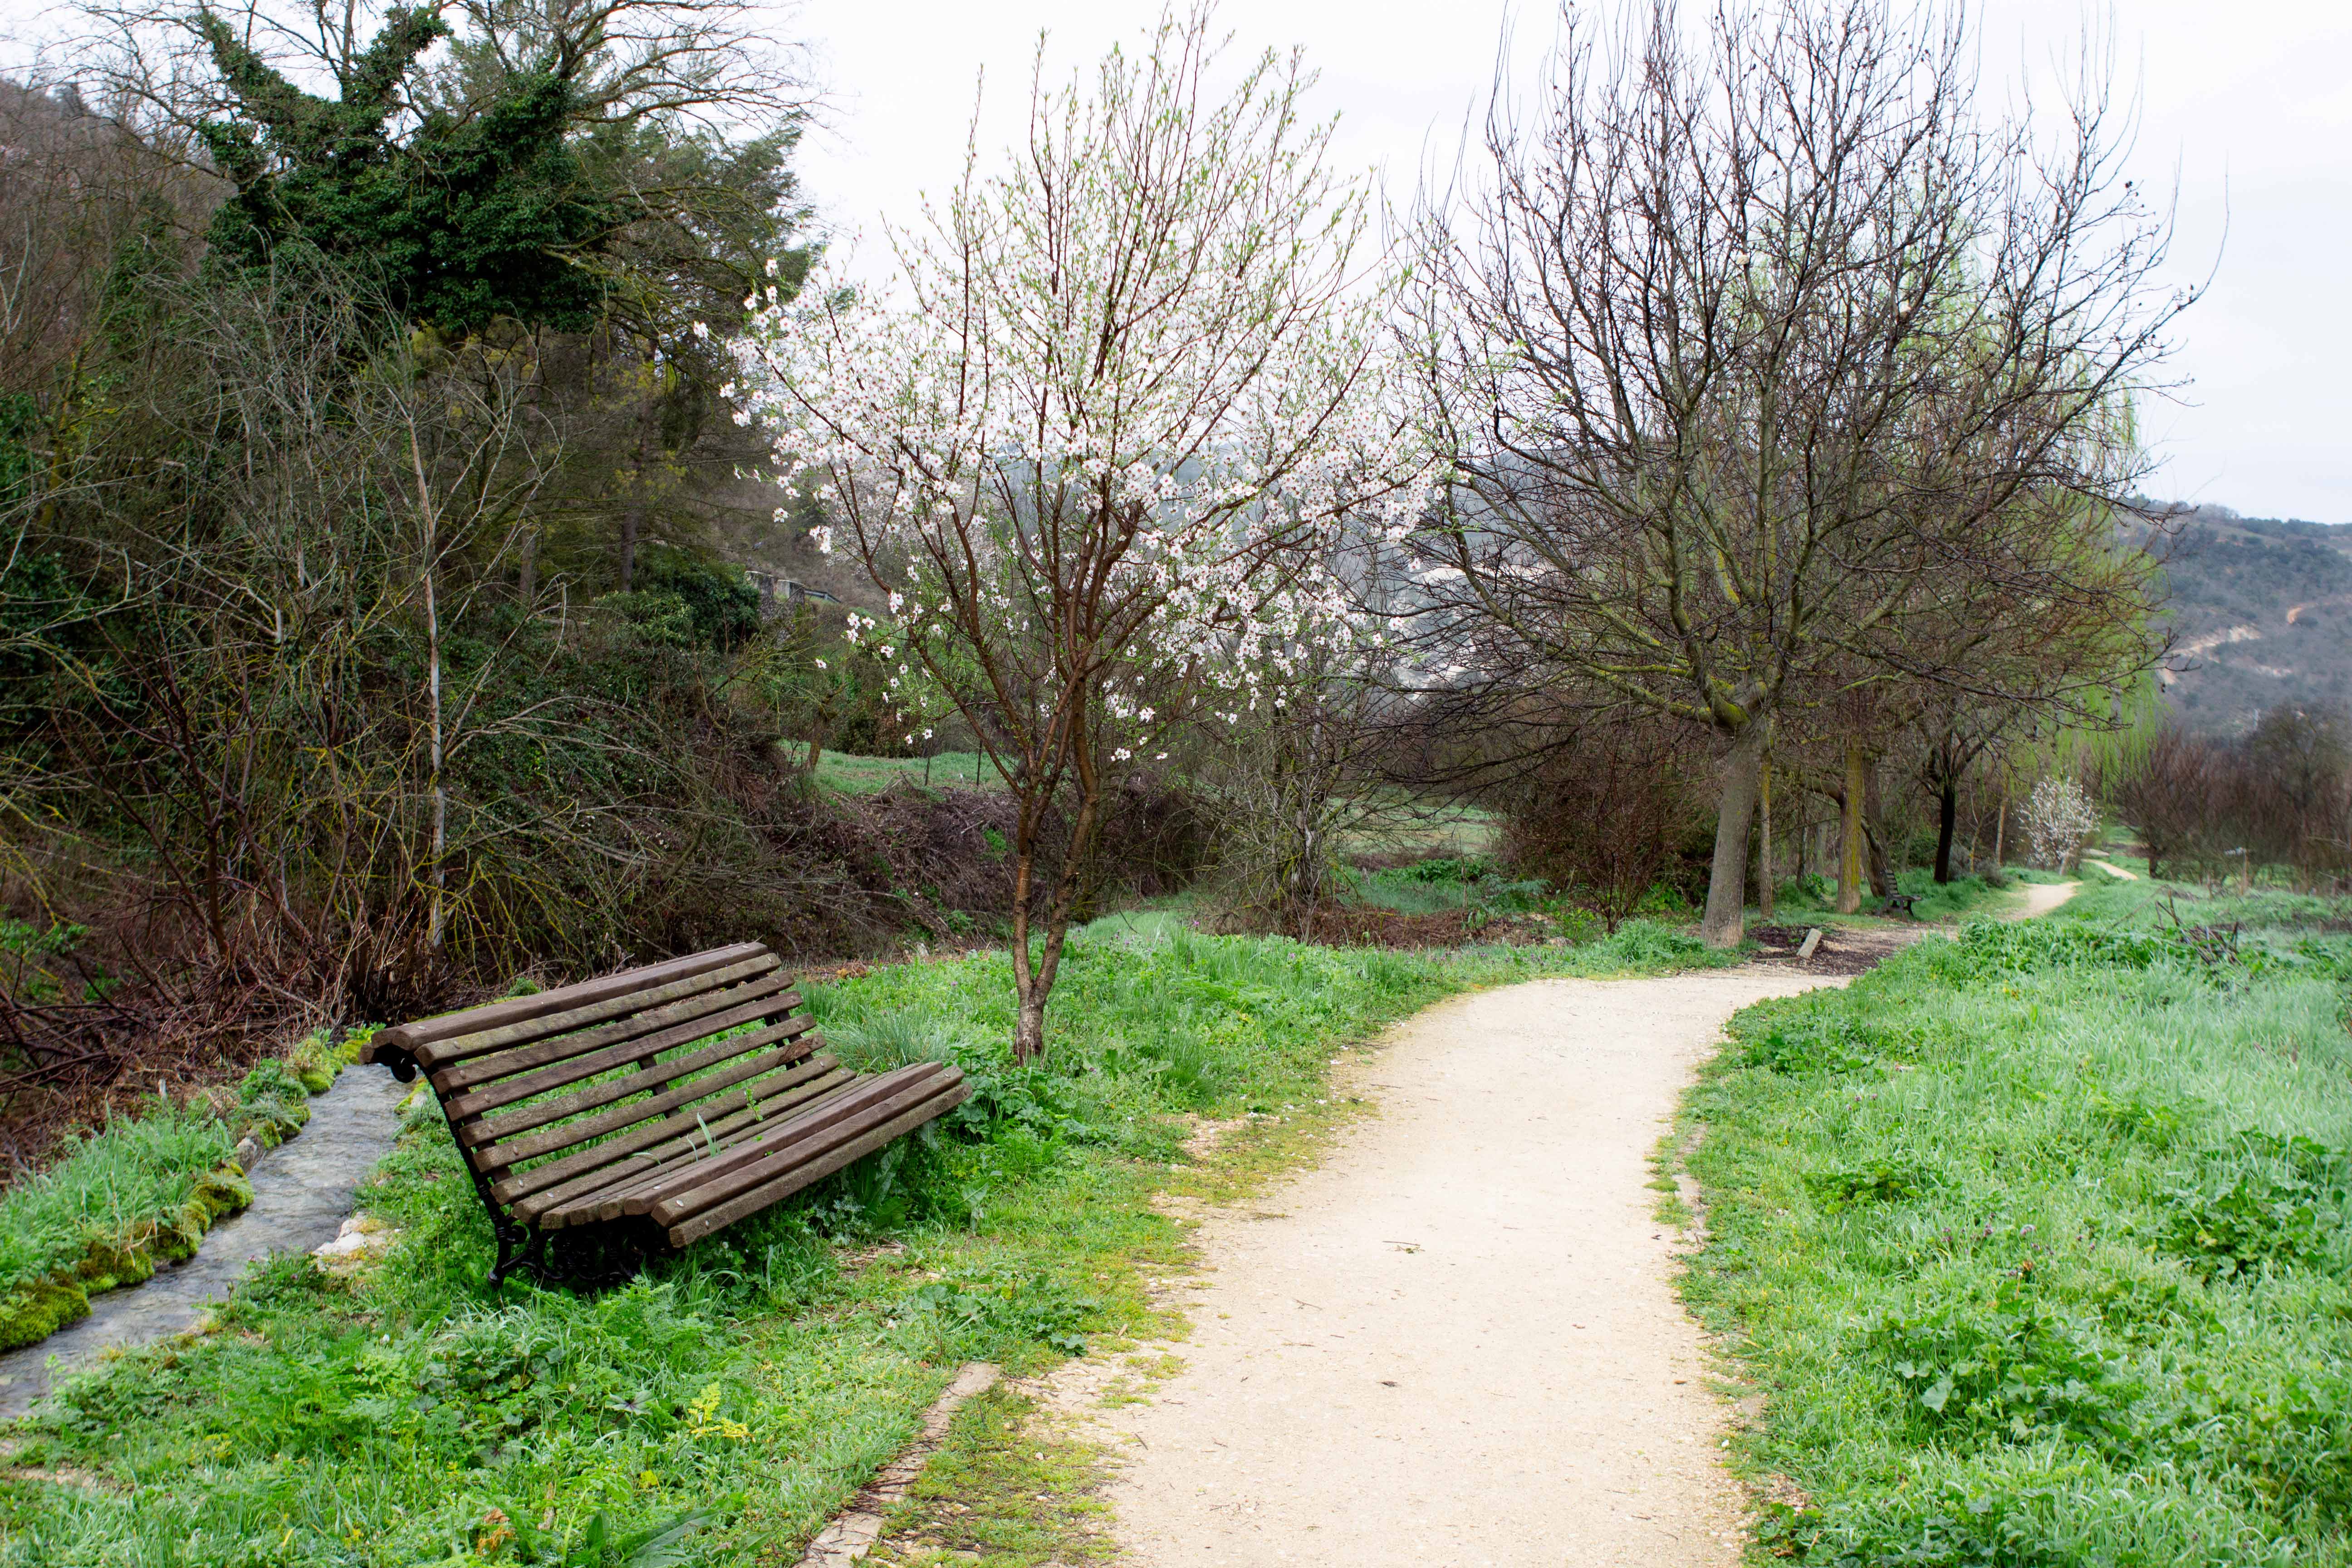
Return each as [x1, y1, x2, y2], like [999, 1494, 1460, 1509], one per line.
[0, 1277, 91, 1352]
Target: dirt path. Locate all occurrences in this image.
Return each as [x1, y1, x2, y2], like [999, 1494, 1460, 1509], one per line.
[1085, 970, 1837, 1568]
[2016, 878, 2087, 911]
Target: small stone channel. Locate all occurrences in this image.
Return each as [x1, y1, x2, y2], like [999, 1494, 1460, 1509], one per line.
[0, 1065, 415, 1419]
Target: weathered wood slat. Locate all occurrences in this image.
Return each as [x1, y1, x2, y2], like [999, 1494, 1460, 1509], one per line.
[458, 1011, 813, 1147]
[535, 1071, 877, 1228]
[420, 955, 781, 1074]
[442, 981, 801, 1118]
[493, 1054, 848, 1209]
[665, 1084, 971, 1248]
[465, 1029, 816, 1169]
[588, 1067, 942, 1223]
[509, 1065, 860, 1224]
[646, 1064, 958, 1226]
[429, 966, 790, 1092]
[608, 1064, 941, 1218]
[379, 943, 770, 1062]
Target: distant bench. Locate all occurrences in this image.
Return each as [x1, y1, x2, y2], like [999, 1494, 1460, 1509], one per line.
[1877, 892, 1920, 920]
[362, 943, 969, 1286]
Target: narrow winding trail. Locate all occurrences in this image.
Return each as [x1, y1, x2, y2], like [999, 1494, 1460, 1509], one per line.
[1089, 970, 1832, 1568]
[1082, 887, 2086, 1565]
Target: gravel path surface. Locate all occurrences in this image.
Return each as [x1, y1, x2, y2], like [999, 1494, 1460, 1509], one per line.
[1092, 968, 1841, 1568]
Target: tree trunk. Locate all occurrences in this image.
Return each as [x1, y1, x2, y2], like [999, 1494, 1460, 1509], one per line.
[1863, 760, 1892, 899]
[1700, 722, 1768, 948]
[1007, 769, 1106, 1060]
[1838, 740, 1867, 914]
[408, 430, 447, 950]
[1758, 760, 1775, 921]
[1933, 772, 1959, 883]
[1993, 789, 2006, 871]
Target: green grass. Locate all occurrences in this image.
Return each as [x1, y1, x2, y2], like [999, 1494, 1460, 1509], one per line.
[0, 922, 1734, 1565]
[0, 1039, 361, 1353]
[1766, 867, 2043, 926]
[1675, 874, 2352, 1566]
[814, 751, 1000, 795]
[877, 1384, 1117, 1566]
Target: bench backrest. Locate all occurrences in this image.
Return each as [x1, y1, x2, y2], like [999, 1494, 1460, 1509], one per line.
[368, 943, 828, 1210]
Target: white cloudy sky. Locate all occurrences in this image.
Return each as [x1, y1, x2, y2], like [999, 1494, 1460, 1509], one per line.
[9, 1, 2349, 521]
[787, 0, 2348, 526]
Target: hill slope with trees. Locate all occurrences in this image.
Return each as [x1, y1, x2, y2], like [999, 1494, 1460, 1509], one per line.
[2149, 505, 2352, 734]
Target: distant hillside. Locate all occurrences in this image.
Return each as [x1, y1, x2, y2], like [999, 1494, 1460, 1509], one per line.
[2149, 505, 2352, 734]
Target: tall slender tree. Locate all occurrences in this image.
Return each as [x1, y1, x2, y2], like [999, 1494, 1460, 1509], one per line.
[736, 7, 1430, 1058]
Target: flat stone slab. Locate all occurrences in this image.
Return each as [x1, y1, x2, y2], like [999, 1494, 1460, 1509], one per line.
[0, 1065, 415, 1418]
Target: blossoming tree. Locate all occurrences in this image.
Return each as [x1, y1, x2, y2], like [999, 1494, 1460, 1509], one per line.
[733, 7, 1429, 1058]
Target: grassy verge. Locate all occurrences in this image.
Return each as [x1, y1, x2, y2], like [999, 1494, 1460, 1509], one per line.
[0, 1030, 364, 1352]
[1676, 875, 2352, 1566]
[1766, 867, 2038, 927]
[0, 921, 1734, 1564]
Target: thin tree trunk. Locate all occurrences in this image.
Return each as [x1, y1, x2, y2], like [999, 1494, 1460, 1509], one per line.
[1700, 723, 1767, 948]
[1863, 760, 1892, 899]
[1758, 760, 1776, 921]
[408, 430, 446, 950]
[1933, 771, 1959, 883]
[1993, 788, 2007, 871]
[1009, 778, 1103, 1060]
[1838, 740, 1867, 914]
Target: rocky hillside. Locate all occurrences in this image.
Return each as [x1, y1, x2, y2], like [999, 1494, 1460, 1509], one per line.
[2151, 505, 2352, 735]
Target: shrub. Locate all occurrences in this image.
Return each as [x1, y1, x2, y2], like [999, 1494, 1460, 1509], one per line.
[2020, 776, 2101, 871]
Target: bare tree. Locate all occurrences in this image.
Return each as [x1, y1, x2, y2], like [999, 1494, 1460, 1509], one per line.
[738, 7, 1430, 1058]
[1404, 0, 2187, 945]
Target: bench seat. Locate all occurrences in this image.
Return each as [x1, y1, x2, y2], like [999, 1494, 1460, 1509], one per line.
[361, 943, 969, 1284]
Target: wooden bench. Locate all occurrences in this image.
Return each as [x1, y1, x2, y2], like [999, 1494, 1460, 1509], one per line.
[1877, 892, 1920, 920]
[360, 943, 970, 1286]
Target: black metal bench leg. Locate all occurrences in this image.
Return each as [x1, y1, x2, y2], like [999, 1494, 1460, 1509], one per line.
[488, 1220, 534, 1287]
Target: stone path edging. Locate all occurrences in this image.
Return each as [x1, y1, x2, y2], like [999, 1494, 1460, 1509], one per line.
[796, 1361, 1002, 1568]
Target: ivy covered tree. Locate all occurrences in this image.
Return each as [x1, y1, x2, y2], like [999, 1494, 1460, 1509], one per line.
[196, 6, 615, 331]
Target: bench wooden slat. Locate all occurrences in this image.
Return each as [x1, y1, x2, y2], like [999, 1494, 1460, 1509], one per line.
[458, 1010, 813, 1146]
[665, 1083, 971, 1248]
[467, 1036, 816, 1172]
[508, 1064, 859, 1224]
[646, 1063, 960, 1227]
[539, 1073, 879, 1228]
[494, 1054, 848, 1209]
[430, 965, 790, 1092]
[540, 1068, 922, 1227]
[377, 943, 771, 1063]
[442, 978, 799, 1118]
[589, 1066, 944, 1223]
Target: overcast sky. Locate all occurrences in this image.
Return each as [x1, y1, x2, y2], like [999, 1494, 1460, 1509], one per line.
[790, 0, 2352, 526]
[6, 0, 2347, 522]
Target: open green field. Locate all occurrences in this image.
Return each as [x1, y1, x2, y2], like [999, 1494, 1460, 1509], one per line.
[813, 751, 1001, 795]
[0, 921, 1733, 1565]
[1677, 875, 2352, 1566]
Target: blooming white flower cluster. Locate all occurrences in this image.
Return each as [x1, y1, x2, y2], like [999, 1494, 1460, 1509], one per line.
[716, 19, 1435, 780]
